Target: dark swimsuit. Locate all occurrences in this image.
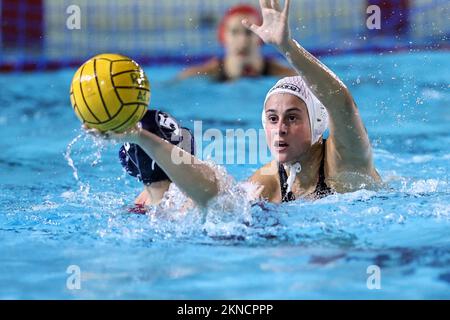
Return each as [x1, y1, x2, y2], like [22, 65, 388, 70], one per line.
[215, 58, 272, 82]
[278, 139, 333, 202]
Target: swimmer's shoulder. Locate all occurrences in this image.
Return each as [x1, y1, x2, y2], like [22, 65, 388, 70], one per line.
[177, 57, 221, 80]
[199, 57, 221, 75]
[249, 161, 281, 202]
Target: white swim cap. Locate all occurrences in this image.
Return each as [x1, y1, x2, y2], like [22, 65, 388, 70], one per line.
[262, 76, 329, 145]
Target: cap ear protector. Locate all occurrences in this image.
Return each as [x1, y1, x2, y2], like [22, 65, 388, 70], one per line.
[217, 4, 262, 45]
[119, 110, 195, 185]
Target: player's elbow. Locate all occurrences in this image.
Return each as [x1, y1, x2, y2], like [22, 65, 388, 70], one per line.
[194, 180, 219, 207]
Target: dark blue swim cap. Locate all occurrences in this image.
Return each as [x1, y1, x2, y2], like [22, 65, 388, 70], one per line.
[119, 110, 195, 185]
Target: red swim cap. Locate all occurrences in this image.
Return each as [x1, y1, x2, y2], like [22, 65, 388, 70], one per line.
[217, 4, 262, 44]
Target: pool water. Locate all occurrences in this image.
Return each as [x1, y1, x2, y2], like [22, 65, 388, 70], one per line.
[0, 51, 449, 299]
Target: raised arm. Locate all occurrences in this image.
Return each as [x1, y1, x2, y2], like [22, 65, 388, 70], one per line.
[243, 0, 374, 170]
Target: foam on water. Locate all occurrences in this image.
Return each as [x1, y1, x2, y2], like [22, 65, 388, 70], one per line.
[0, 52, 449, 298]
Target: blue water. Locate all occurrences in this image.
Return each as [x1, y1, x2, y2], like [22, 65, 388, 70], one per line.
[0, 51, 449, 299]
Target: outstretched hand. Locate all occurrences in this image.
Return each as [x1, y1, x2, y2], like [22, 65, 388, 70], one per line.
[82, 123, 141, 144]
[242, 0, 291, 50]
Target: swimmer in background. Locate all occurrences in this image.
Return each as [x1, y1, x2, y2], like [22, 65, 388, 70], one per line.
[87, 0, 381, 207]
[177, 4, 296, 81]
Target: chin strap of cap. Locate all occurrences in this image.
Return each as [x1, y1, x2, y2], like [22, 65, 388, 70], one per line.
[285, 162, 302, 194]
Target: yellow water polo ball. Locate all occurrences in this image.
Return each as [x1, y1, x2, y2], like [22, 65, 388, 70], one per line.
[70, 53, 150, 133]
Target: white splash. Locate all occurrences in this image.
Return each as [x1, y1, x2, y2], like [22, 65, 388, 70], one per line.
[64, 133, 83, 181]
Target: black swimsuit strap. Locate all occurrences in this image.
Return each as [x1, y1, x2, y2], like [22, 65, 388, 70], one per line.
[278, 139, 332, 202]
[216, 60, 228, 82]
[261, 58, 271, 76]
[314, 141, 333, 198]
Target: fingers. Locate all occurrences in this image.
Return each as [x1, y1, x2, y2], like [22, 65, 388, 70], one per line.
[82, 124, 112, 140]
[82, 124, 98, 136]
[260, 0, 271, 9]
[82, 123, 140, 143]
[255, 185, 265, 197]
[242, 18, 259, 32]
[271, 0, 281, 11]
[249, 184, 265, 201]
[283, 0, 290, 16]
